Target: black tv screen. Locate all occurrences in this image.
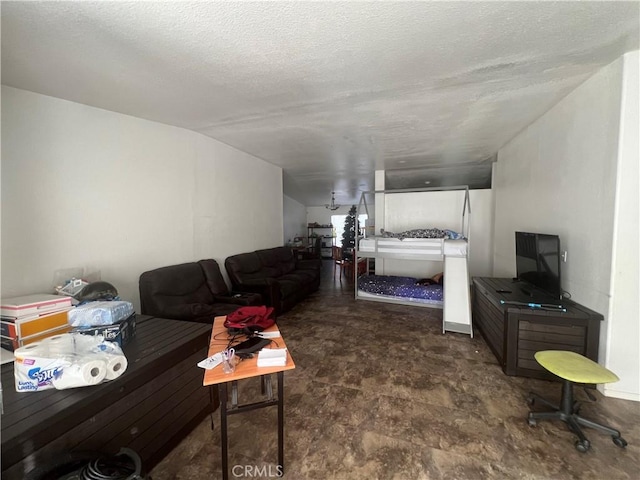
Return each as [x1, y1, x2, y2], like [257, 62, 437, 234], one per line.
[515, 231, 562, 300]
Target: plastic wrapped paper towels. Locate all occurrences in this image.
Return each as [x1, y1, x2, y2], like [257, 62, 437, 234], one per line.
[68, 301, 134, 327]
[51, 358, 107, 389]
[14, 333, 127, 392]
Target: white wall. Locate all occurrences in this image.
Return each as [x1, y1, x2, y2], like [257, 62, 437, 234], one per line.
[1, 86, 283, 311]
[376, 189, 494, 279]
[283, 194, 307, 244]
[493, 54, 639, 400]
[307, 205, 353, 228]
[493, 59, 623, 309]
[606, 51, 639, 400]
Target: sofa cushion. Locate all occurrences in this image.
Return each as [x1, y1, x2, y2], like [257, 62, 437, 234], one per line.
[199, 259, 231, 295]
[279, 272, 315, 288]
[160, 302, 238, 321]
[140, 263, 215, 308]
[277, 278, 303, 299]
[273, 247, 297, 275]
[226, 252, 271, 283]
[256, 247, 292, 277]
[297, 258, 322, 271]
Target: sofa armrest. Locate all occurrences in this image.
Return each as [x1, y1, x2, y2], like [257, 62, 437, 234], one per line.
[213, 292, 262, 306]
[233, 279, 281, 311]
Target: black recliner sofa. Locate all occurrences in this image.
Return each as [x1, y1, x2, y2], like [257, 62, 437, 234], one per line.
[139, 259, 262, 323]
[225, 246, 321, 315]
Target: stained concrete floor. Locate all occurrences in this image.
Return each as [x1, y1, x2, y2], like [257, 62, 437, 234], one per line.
[151, 261, 640, 479]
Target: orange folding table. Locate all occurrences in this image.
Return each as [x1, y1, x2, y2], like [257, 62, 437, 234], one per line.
[203, 316, 296, 480]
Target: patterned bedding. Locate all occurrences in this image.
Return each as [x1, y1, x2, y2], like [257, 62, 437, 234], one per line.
[380, 228, 465, 240]
[357, 274, 443, 304]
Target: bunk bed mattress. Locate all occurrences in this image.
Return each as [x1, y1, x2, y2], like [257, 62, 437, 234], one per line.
[357, 275, 443, 305]
[359, 237, 467, 256]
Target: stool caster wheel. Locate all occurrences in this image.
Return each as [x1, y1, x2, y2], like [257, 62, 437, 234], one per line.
[612, 436, 627, 448]
[527, 416, 537, 427]
[575, 439, 590, 453]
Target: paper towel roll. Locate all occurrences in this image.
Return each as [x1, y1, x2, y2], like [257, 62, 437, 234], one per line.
[52, 358, 107, 390]
[46, 334, 70, 344]
[103, 354, 128, 380]
[46, 333, 103, 356]
[14, 341, 46, 357]
[75, 333, 103, 347]
[44, 334, 75, 354]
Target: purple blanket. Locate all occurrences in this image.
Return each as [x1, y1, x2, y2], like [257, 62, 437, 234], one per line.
[357, 275, 443, 303]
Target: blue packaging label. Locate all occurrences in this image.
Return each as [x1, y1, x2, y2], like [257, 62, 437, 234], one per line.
[29, 366, 62, 385]
[15, 357, 67, 392]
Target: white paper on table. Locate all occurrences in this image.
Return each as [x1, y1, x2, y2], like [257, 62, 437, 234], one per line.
[197, 352, 224, 370]
[256, 331, 281, 339]
[257, 348, 287, 367]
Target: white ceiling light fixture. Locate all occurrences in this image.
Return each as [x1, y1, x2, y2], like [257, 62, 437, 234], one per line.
[325, 191, 341, 211]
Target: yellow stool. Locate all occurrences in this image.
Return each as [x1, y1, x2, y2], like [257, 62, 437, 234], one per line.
[527, 350, 628, 452]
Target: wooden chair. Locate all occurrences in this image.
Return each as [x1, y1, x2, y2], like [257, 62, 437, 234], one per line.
[299, 236, 322, 260]
[332, 246, 346, 278]
[343, 254, 367, 282]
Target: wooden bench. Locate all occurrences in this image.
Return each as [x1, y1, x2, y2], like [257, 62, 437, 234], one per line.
[1, 315, 216, 479]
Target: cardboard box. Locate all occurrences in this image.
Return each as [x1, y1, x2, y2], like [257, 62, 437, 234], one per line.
[1, 294, 72, 319]
[1, 309, 72, 350]
[1, 324, 72, 351]
[73, 313, 136, 347]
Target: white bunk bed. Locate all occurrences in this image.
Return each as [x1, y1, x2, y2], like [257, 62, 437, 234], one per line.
[355, 186, 473, 337]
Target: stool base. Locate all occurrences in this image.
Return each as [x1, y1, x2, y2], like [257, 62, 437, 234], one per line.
[527, 380, 628, 452]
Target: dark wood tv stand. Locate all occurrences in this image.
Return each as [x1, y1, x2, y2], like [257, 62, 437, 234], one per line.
[472, 277, 603, 380]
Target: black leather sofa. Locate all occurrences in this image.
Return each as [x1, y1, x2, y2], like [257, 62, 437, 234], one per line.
[139, 259, 262, 323]
[225, 246, 322, 315]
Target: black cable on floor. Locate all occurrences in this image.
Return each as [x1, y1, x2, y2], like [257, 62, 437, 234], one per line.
[76, 448, 145, 480]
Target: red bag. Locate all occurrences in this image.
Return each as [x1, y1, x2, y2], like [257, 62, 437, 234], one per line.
[224, 305, 276, 333]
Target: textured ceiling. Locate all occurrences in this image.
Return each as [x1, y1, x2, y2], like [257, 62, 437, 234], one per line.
[2, 1, 639, 206]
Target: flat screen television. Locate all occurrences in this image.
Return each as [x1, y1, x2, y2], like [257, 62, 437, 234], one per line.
[515, 231, 562, 300]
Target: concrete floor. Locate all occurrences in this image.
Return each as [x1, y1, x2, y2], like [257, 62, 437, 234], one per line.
[151, 260, 640, 479]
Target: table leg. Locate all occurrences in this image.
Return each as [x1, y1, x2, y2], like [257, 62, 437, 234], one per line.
[220, 382, 229, 480]
[209, 386, 216, 430]
[231, 380, 238, 409]
[264, 374, 273, 400]
[277, 371, 284, 475]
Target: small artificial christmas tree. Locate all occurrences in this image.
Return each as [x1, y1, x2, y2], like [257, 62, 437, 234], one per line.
[341, 205, 358, 260]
